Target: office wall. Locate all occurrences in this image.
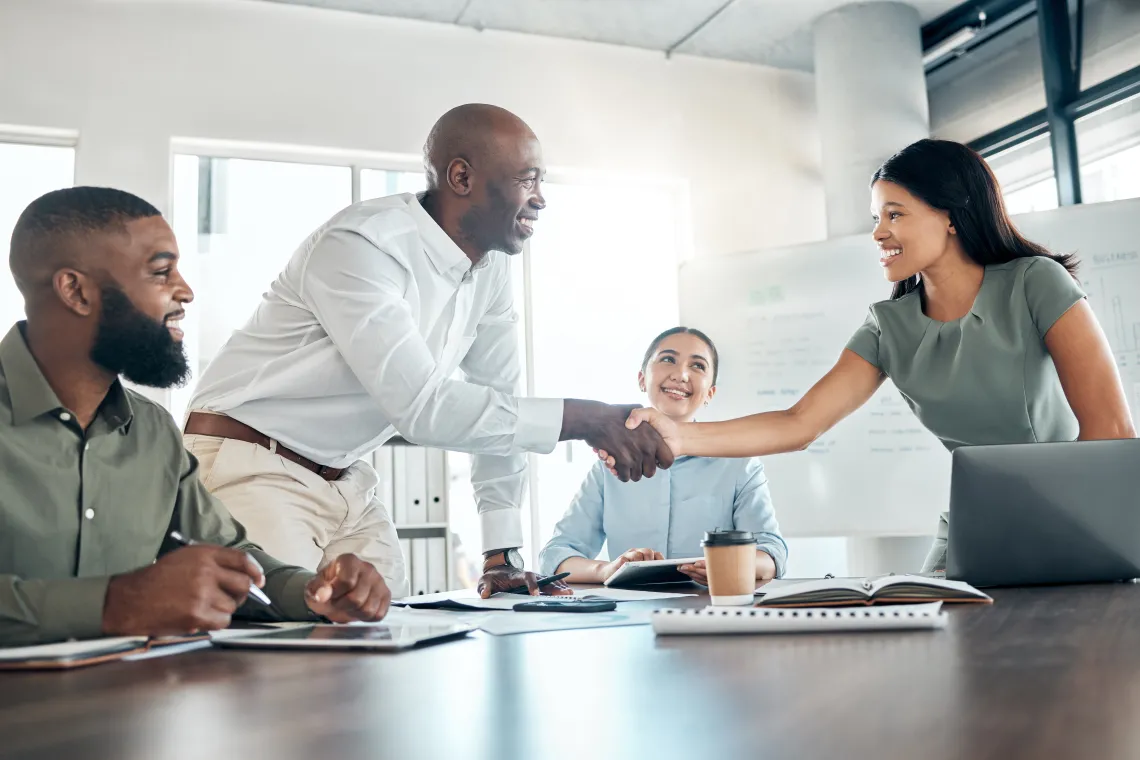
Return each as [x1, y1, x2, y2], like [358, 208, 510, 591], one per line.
[929, 0, 1140, 143]
[0, 0, 825, 260]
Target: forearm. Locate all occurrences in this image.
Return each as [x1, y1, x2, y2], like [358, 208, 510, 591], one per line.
[0, 576, 110, 646]
[755, 550, 778, 581]
[555, 556, 606, 584]
[680, 409, 815, 458]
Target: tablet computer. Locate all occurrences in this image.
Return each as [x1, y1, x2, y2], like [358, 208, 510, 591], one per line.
[603, 556, 702, 587]
[212, 622, 473, 651]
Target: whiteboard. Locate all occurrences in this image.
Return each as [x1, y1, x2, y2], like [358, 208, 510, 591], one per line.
[679, 197, 1140, 538]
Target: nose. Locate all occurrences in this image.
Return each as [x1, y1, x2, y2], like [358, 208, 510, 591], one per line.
[173, 270, 194, 304]
[532, 185, 546, 211]
[872, 217, 890, 241]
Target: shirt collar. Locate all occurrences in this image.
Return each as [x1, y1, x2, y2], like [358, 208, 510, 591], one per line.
[0, 322, 134, 430]
[407, 193, 494, 285]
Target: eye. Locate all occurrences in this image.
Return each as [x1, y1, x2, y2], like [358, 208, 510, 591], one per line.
[889, 212, 902, 221]
[520, 178, 536, 189]
[692, 362, 707, 372]
[659, 355, 675, 364]
[154, 268, 172, 279]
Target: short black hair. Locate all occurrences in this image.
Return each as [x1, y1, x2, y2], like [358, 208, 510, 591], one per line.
[9, 186, 162, 294]
[641, 326, 720, 385]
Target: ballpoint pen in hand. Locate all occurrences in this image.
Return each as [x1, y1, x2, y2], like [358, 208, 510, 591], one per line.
[168, 531, 273, 606]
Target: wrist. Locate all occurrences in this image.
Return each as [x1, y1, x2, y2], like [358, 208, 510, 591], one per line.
[560, 399, 604, 441]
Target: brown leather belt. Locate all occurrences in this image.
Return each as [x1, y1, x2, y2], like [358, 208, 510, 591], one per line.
[184, 412, 346, 481]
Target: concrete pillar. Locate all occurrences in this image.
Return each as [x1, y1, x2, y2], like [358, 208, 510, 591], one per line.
[813, 2, 930, 238]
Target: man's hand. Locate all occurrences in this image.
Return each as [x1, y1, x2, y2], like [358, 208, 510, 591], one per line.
[103, 545, 265, 636]
[305, 555, 391, 623]
[477, 566, 574, 599]
[562, 400, 674, 482]
[597, 548, 664, 583]
[596, 408, 683, 478]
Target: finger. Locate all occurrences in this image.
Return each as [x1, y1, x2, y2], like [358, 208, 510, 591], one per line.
[333, 575, 373, 614]
[211, 548, 264, 585]
[614, 452, 632, 483]
[544, 580, 574, 596]
[524, 571, 541, 596]
[656, 435, 675, 469]
[306, 576, 334, 604]
[653, 551, 664, 561]
[195, 606, 235, 632]
[625, 409, 651, 430]
[213, 567, 255, 605]
[362, 585, 391, 621]
[325, 557, 363, 600]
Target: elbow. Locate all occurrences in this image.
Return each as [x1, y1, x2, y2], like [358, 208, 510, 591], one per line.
[786, 410, 821, 452]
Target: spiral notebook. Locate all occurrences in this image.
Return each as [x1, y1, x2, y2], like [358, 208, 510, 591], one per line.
[651, 602, 948, 635]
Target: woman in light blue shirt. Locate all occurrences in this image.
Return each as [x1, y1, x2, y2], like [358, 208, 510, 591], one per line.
[539, 327, 787, 584]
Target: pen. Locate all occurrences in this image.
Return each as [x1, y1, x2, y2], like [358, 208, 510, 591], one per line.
[168, 531, 273, 606]
[500, 572, 571, 596]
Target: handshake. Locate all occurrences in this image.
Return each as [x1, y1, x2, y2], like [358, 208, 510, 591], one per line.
[562, 400, 676, 482]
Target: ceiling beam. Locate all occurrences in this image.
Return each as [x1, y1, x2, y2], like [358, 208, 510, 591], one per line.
[664, 0, 737, 59]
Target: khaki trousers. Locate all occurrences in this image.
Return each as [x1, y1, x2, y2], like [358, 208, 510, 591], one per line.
[184, 433, 409, 598]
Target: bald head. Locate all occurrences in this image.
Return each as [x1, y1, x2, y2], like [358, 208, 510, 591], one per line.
[420, 104, 546, 257]
[423, 104, 539, 191]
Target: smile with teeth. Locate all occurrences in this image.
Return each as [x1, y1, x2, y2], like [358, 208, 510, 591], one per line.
[661, 387, 691, 400]
[518, 217, 535, 230]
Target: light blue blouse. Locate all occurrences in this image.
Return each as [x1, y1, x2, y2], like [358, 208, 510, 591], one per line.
[538, 456, 787, 578]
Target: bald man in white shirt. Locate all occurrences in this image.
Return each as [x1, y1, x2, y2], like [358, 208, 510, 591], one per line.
[183, 104, 672, 599]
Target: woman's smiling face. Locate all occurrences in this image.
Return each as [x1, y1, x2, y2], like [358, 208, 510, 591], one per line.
[639, 331, 717, 423]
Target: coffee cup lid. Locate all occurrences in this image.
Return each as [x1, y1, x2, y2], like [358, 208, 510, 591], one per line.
[700, 529, 756, 547]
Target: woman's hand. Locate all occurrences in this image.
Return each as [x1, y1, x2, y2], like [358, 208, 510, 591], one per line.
[596, 409, 682, 475]
[597, 548, 663, 583]
[677, 559, 708, 585]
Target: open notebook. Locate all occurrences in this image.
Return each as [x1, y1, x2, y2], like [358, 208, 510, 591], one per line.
[0, 634, 210, 671]
[756, 575, 992, 607]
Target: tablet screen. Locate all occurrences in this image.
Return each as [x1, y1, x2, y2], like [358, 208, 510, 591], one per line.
[221, 623, 471, 649]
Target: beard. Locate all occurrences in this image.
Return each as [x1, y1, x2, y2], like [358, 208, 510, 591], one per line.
[89, 285, 190, 389]
[459, 181, 524, 255]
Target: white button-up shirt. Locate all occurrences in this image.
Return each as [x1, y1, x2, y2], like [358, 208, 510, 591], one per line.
[189, 193, 563, 551]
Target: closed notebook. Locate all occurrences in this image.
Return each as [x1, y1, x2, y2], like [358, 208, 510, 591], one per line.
[0, 633, 209, 671]
[756, 575, 992, 607]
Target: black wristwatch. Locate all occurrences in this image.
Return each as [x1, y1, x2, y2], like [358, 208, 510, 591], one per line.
[484, 548, 524, 570]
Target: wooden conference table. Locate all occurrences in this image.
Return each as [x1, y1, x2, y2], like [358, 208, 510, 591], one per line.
[3, 582, 1140, 760]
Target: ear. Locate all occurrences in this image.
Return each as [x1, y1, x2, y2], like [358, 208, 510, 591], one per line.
[52, 268, 97, 318]
[637, 371, 647, 394]
[704, 385, 717, 406]
[446, 158, 473, 196]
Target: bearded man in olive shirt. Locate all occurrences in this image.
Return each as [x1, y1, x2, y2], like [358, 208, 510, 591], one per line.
[0, 187, 391, 646]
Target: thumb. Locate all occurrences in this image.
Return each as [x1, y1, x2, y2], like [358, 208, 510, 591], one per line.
[626, 409, 650, 430]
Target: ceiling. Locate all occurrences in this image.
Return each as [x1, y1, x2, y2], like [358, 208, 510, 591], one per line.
[260, 0, 964, 71]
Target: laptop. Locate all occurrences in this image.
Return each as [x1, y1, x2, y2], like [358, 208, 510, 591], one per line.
[946, 439, 1140, 587]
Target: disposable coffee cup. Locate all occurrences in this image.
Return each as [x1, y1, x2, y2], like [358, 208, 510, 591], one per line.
[701, 529, 757, 606]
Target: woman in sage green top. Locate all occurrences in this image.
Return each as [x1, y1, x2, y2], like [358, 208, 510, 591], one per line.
[606, 139, 1136, 571]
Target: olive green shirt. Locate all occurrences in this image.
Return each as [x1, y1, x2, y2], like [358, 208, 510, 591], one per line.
[845, 256, 1086, 450]
[0, 323, 317, 646]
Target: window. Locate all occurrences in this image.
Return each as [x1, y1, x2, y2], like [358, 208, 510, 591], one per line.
[360, 168, 425, 199]
[986, 133, 1059, 215]
[524, 179, 685, 562]
[1078, 93, 1140, 205]
[0, 141, 75, 329]
[170, 155, 352, 420]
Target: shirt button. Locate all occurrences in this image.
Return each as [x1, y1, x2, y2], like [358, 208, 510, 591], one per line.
[84, 508, 95, 520]
[59, 412, 72, 422]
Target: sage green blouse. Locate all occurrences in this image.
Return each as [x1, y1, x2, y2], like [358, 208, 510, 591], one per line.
[845, 256, 1085, 451]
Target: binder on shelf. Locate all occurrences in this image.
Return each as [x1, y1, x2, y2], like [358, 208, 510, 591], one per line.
[411, 538, 429, 596]
[391, 447, 407, 525]
[400, 538, 412, 592]
[426, 537, 448, 594]
[426, 448, 448, 525]
[404, 448, 429, 525]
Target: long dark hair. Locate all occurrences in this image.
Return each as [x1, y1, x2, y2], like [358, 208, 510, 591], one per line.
[871, 139, 1078, 300]
[641, 327, 720, 385]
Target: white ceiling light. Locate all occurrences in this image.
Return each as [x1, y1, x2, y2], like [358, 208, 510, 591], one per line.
[922, 26, 980, 66]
